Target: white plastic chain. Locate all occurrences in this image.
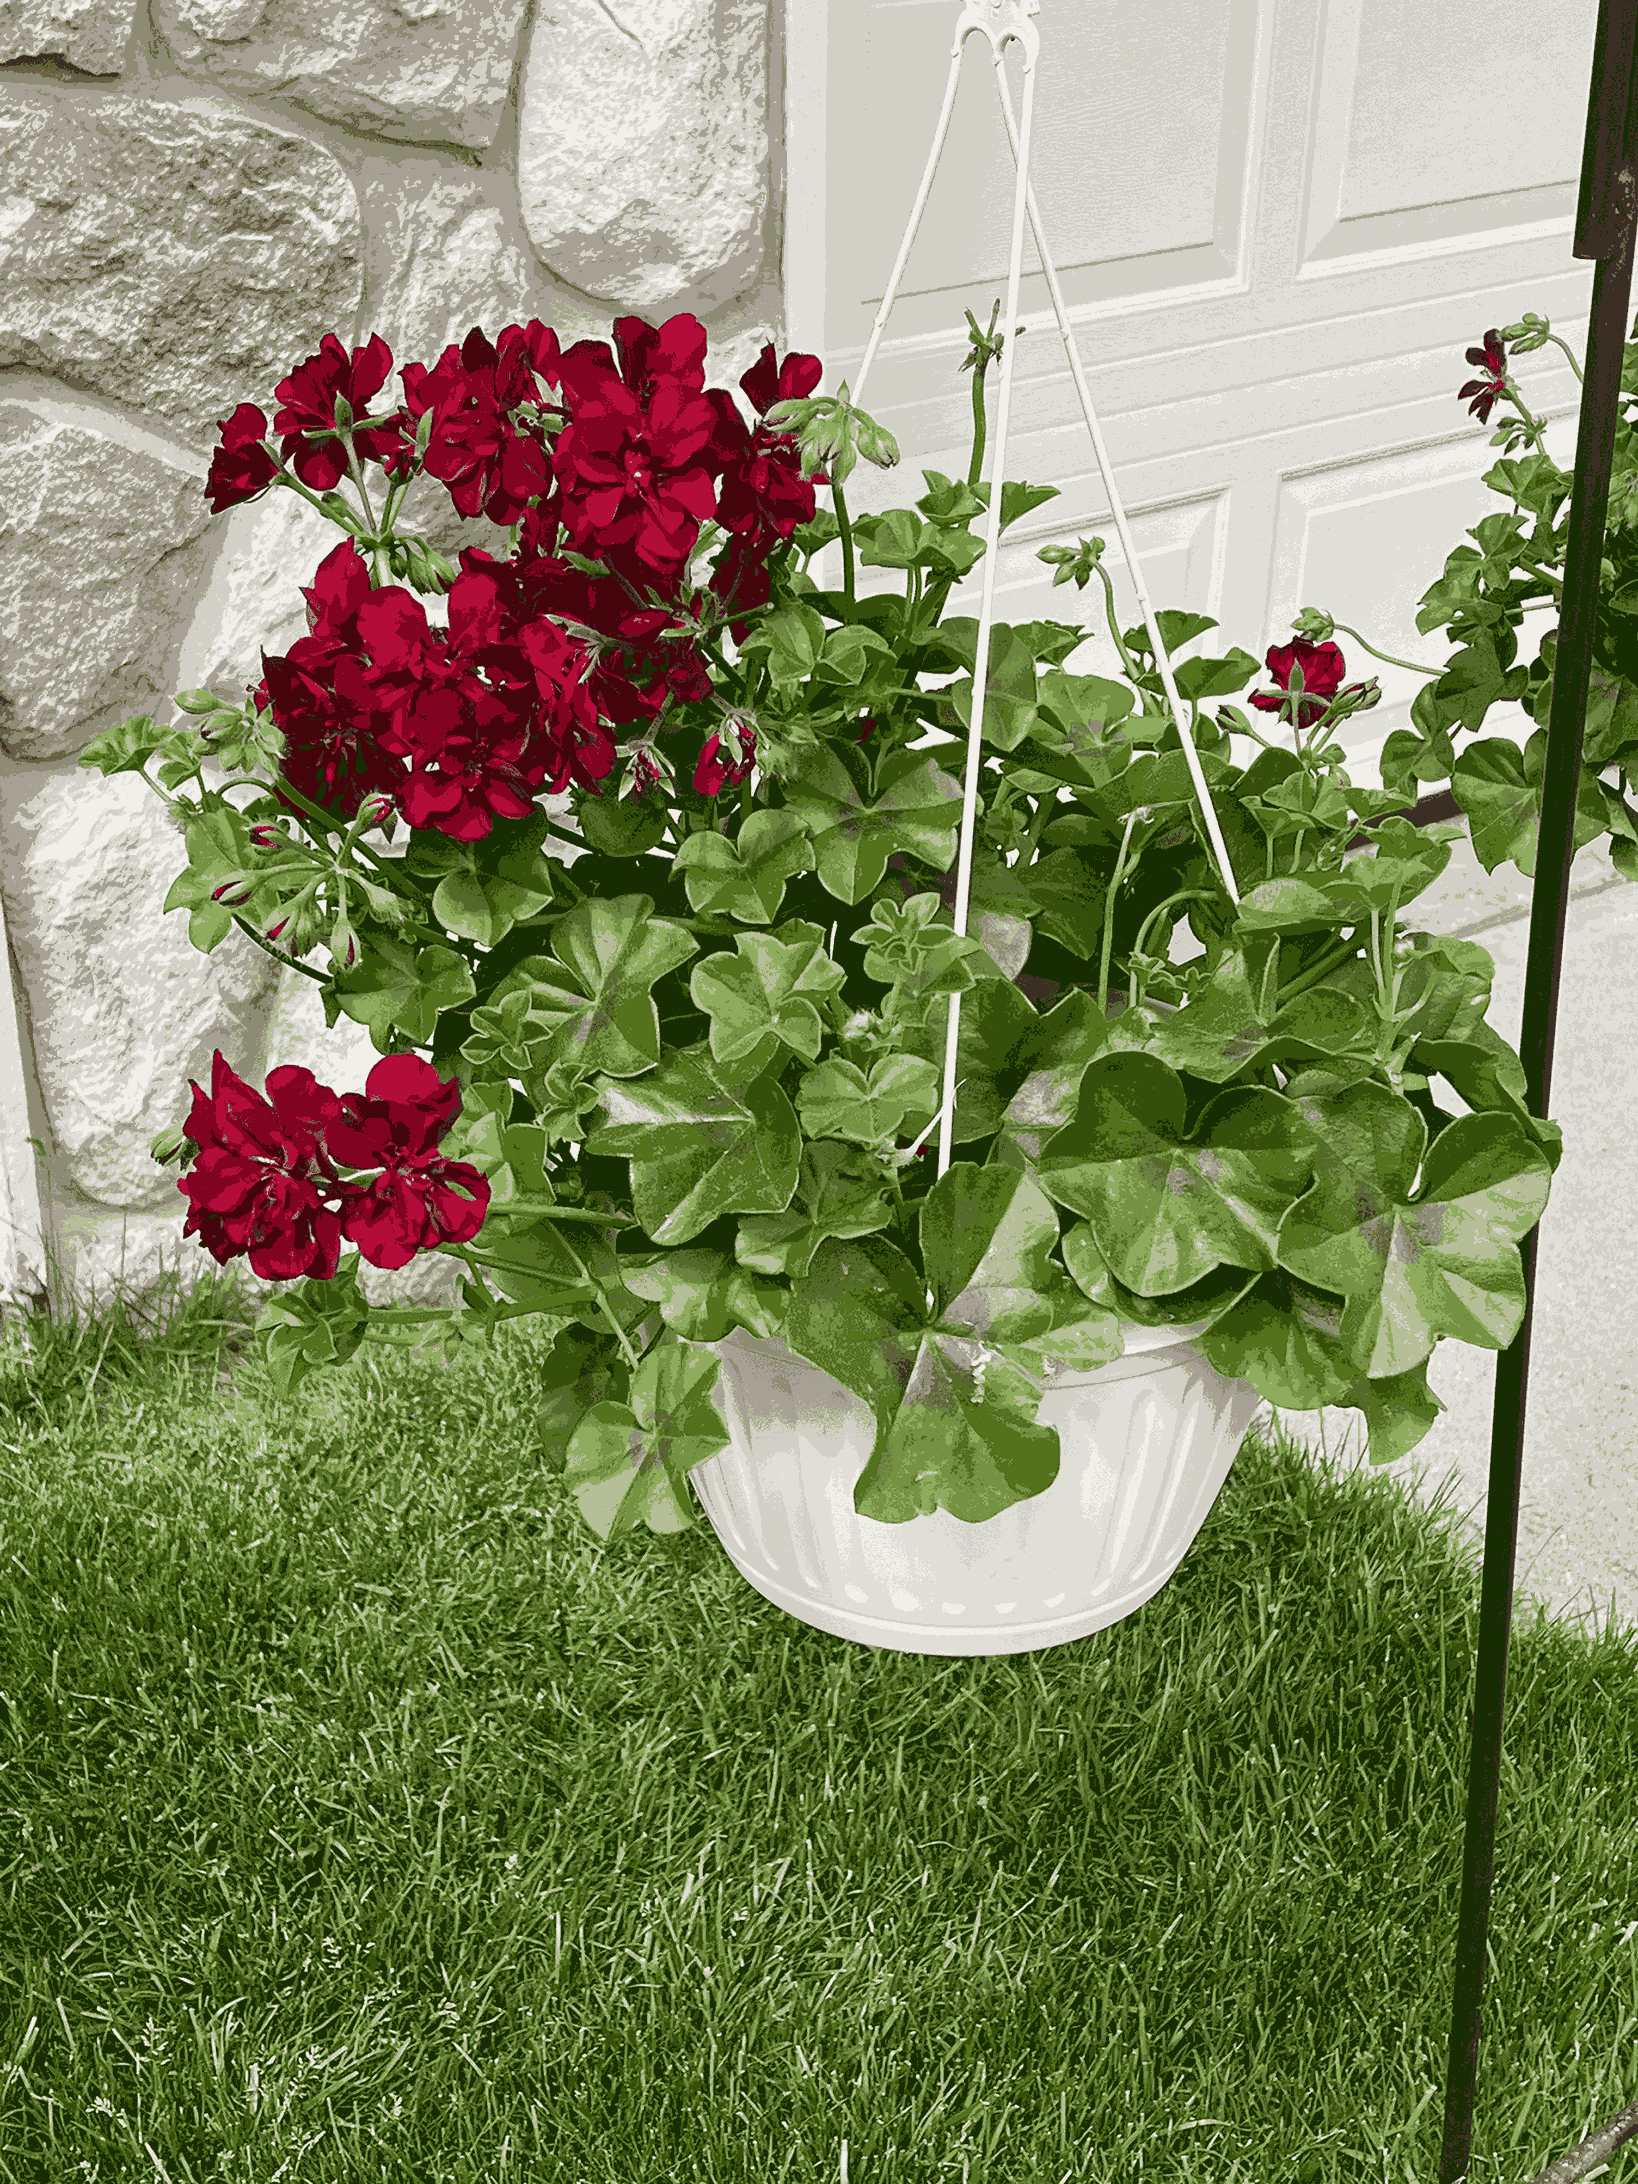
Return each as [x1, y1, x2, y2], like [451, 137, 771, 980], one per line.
[849, 0, 1240, 1179]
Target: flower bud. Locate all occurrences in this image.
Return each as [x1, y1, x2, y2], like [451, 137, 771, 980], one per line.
[149, 1122, 192, 1167]
[211, 873, 256, 906]
[1291, 608, 1335, 643]
[355, 791, 396, 829]
[329, 914, 361, 972]
[248, 822, 284, 850]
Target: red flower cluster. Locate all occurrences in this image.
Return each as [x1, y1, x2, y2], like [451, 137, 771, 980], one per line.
[1250, 637, 1349, 732]
[1459, 330, 1509, 427]
[179, 1051, 489, 1282]
[211, 316, 827, 826]
[253, 537, 611, 834]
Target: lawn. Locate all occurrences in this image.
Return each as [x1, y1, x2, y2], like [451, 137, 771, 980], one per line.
[1, 1258, 1635, 2184]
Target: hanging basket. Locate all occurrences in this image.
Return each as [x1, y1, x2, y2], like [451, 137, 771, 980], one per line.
[690, 1326, 1262, 1656]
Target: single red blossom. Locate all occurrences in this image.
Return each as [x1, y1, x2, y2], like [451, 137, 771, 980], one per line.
[177, 1053, 360, 1282]
[273, 333, 407, 490]
[713, 341, 826, 542]
[398, 323, 563, 524]
[1249, 637, 1348, 731]
[552, 336, 722, 579]
[259, 647, 409, 825]
[323, 1053, 490, 1270]
[280, 538, 377, 679]
[375, 673, 550, 839]
[1459, 329, 1510, 425]
[206, 402, 280, 514]
[694, 725, 755, 798]
[611, 312, 710, 403]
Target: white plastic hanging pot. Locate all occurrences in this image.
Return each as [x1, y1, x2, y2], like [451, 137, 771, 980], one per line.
[690, 1322, 1262, 1656]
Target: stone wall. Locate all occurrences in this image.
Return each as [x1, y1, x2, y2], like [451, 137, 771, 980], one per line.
[0, 0, 784, 1324]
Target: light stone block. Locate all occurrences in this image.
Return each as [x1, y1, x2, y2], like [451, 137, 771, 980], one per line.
[0, 84, 362, 448]
[151, 0, 529, 151]
[0, 397, 217, 762]
[517, 0, 772, 313]
[0, 0, 135, 71]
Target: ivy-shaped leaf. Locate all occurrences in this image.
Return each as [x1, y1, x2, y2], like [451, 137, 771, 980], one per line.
[690, 926, 847, 1072]
[780, 746, 962, 903]
[476, 895, 697, 1080]
[564, 1339, 728, 1541]
[1275, 1084, 1552, 1378]
[734, 1140, 895, 1278]
[786, 1168, 1087, 1523]
[329, 933, 476, 1050]
[1197, 1267, 1446, 1465]
[1451, 731, 1609, 877]
[621, 1249, 786, 1342]
[795, 1053, 941, 1147]
[670, 808, 816, 923]
[1036, 1053, 1316, 1294]
[587, 1045, 801, 1246]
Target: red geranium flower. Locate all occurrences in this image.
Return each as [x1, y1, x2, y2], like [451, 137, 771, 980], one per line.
[552, 314, 722, 578]
[178, 1053, 360, 1282]
[1249, 637, 1348, 731]
[399, 322, 563, 525]
[1459, 329, 1510, 426]
[177, 1051, 489, 1280]
[258, 647, 408, 825]
[694, 724, 755, 797]
[273, 333, 407, 491]
[206, 402, 280, 514]
[322, 1054, 490, 1270]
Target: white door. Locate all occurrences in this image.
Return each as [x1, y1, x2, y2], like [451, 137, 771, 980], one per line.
[781, 0, 1597, 790]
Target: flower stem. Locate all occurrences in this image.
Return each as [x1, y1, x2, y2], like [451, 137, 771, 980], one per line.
[1098, 809, 1143, 1020]
[1327, 622, 1443, 678]
[832, 476, 857, 608]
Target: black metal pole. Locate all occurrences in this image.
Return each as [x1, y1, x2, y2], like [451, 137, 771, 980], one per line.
[1437, 3, 1638, 2177]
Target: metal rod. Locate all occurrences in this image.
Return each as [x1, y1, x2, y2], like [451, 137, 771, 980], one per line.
[938, 19, 1038, 1178]
[1437, 2, 1638, 2175]
[1524, 2092, 1638, 2184]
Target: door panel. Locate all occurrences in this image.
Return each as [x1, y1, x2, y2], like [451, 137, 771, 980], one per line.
[780, 0, 1596, 786]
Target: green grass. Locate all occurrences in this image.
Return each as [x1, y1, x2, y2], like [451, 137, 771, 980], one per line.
[1, 1252, 1637, 2184]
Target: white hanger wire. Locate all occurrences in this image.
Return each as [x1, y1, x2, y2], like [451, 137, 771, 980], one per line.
[845, 0, 1241, 1179]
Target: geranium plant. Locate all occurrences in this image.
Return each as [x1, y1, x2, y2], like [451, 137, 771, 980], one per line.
[82, 301, 1574, 1549]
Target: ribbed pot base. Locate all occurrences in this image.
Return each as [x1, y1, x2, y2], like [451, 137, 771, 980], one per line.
[691, 1322, 1263, 1656]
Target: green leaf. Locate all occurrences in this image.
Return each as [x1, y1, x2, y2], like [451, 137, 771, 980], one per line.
[795, 1053, 941, 1146]
[1429, 628, 1530, 733]
[969, 478, 1063, 532]
[252, 1253, 370, 1400]
[671, 808, 816, 924]
[456, 1215, 643, 1323]
[621, 1249, 785, 1342]
[78, 713, 196, 779]
[690, 927, 847, 1072]
[1060, 1222, 1260, 1332]
[1275, 1089, 1552, 1378]
[1173, 648, 1262, 701]
[576, 792, 669, 858]
[896, 977, 1039, 1142]
[736, 600, 828, 689]
[1411, 1022, 1562, 1169]
[479, 895, 697, 1080]
[1140, 950, 1374, 1084]
[780, 746, 962, 903]
[1197, 1271, 1446, 1465]
[429, 863, 553, 950]
[1012, 846, 1109, 959]
[538, 1327, 630, 1464]
[1452, 732, 1608, 877]
[564, 1339, 728, 1541]
[588, 1046, 802, 1246]
[1038, 1054, 1315, 1294]
[734, 1140, 895, 1278]
[785, 1171, 1078, 1524]
[331, 934, 476, 1048]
